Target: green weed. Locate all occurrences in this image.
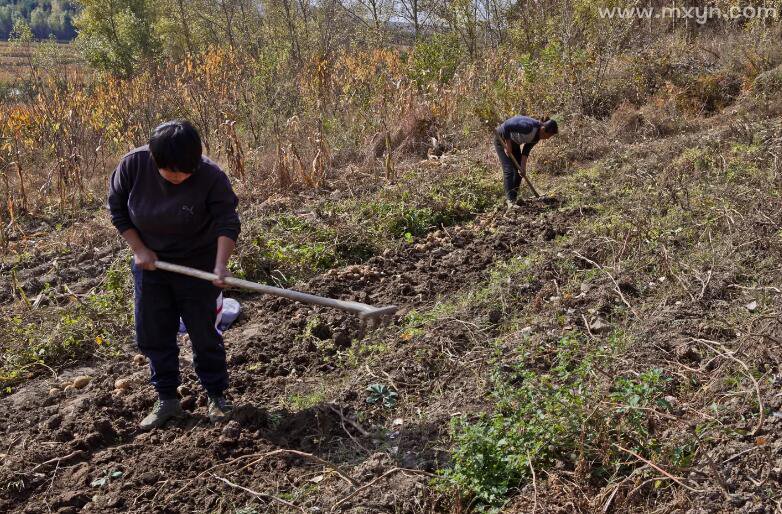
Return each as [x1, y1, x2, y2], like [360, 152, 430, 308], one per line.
[286, 391, 326, 411]
[0, 257, 133, 391]
[438, 335, 677, 510]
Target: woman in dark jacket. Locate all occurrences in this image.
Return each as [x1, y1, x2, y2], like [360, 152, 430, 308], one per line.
[108, 120, 241, 430]
[494, 115, 558, 207]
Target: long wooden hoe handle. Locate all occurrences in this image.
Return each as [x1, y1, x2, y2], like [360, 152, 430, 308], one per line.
[501, 137, 542, 198]
[154, 261, 397, 321]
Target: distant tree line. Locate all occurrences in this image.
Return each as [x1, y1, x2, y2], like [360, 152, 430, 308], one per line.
[0, 1, 78, 41]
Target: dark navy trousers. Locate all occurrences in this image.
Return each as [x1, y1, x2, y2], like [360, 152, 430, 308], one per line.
[132, 261, 228, 399]
[494, 136, 523, 202]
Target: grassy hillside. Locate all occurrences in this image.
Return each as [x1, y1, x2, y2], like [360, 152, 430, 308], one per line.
[1, 70, 782, 510]
[1, 3, 782, 513]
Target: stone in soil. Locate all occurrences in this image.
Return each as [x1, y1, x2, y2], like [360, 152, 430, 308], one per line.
[72, 376, 91, 389]
[114, 378, 131, 390]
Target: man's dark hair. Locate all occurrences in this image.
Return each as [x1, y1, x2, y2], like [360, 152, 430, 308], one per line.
[542, 118, 558, 135]
[149, 120, 203, 173]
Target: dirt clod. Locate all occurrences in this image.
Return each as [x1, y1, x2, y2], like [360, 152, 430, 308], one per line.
[46, 414, 62, 429]
[333, 331, 351, 348]
[51, 492, 89, 510]
[675, 343, 702, 363]
[180, 396, 195, 411]
[310, 322, 332, 340]
[133, 354, 146, 366]
[138, 471, 158, 485]
[221, 420, 241, 440]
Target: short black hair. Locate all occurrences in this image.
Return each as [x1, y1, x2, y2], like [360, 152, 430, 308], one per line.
[543, 118, 558, 135]
[149, 120, 203, 173]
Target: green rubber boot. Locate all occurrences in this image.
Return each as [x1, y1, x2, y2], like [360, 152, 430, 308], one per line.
[139, 399, 185, 431]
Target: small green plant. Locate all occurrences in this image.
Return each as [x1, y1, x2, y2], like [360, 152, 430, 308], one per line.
[341, 338, 389, 368]
[366, 383, 398, 408]
[610, 368, 672, 453]
[440, 371, 591, 508]
[669, 438, 698, 468]
[91, 470, 123, 488]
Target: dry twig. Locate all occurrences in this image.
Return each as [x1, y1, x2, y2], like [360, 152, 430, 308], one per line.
[722, 446, 759, 464]
[703, 451, 732, 501]
[691, 337, 765, 436]
[327, 404, 371, 454]
[615, 444, 703, 493]
[327, 403, 370, 437]
[211, 474, 306, 512]
[572, 251, 639, 317]
[330, 467, 434, 512]
[527, 451, 538, 514]
[728, 284, 782, 294]
[581, 314, 595, 339]
[236, 449, 359, 487]
[29, 450, 85, 473]
[168, 452, 270, 499]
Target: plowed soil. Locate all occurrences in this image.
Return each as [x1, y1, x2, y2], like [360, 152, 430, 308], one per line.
[1, 199, 577, 513]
